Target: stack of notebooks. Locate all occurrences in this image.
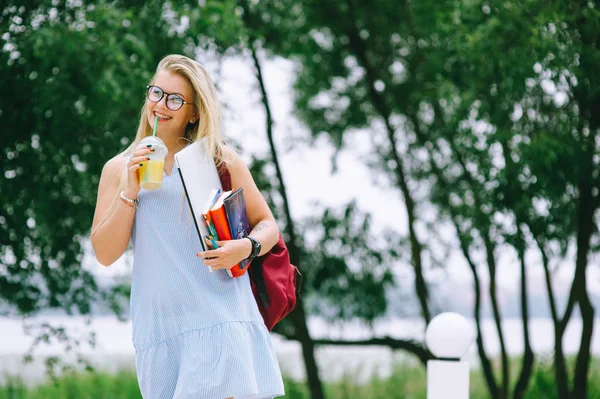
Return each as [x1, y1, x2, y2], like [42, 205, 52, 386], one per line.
[202, 187, 251, 278]
[173, 140, 251, 278]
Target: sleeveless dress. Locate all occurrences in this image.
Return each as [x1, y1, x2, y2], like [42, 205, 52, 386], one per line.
[130, 167, 285, 399]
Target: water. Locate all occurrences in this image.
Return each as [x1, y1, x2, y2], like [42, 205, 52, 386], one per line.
[1, 316, 598, 386]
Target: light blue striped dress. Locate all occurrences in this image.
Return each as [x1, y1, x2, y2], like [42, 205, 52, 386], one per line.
[130, 167, 285, 399]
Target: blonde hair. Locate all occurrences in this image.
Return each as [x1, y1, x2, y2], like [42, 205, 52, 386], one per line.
[94, 54, 230, 234]
[126, 53, 227, 164]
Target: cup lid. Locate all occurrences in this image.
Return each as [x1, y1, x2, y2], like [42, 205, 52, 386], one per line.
[139, 136, 168, 156]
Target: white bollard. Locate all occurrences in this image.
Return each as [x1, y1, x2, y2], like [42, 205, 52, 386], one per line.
[425, 312, 475, 399]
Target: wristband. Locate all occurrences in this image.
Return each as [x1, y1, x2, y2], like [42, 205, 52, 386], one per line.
[245, 235, 261, 260]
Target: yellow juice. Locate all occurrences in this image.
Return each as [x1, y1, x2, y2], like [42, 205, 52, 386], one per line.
[139, 159, 165, 190]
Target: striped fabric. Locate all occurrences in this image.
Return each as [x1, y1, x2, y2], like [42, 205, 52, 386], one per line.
[130, 167, 284, 399]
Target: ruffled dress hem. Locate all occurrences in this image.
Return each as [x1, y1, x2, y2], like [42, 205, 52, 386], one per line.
[135, 321, 285, 399]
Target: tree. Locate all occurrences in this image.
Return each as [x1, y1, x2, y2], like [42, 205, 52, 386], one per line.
[421, 2, 600, 397]
[253, 0, 600, 398]
[233, 2, 416, 396]
[0, 0, 177, 316]
[0, 0, 239, 371]
[2, 2, 413, 396]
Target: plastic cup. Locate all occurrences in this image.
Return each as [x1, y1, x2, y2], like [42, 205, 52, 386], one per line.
[138, 136, 168, 190]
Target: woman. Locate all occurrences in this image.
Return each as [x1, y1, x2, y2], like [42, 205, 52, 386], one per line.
[91, 54, 285, 399]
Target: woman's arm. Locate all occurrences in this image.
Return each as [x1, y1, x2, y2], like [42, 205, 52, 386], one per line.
[91, 157, 136, 266]
[227, 148, 279, 257]
[196, 148, 280, 270]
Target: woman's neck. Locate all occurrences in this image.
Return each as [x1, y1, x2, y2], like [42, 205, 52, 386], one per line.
[159, 133, 188, 157]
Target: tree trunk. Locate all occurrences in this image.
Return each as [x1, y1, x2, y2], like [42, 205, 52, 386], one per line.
[512, 227, 534, 399]
[573, 292, 594, 399]
[437, 113, 510, 399]
[535, 238, 569, 399]
[312, 337, 431, 365]
[344, 0, 430, 324]
[246, 32, 326, 399]
[498, 142, 534, 399]
[458, 231, 499, 398]
[569, 16, 599, 391]
[288, 298, 325, 399]
[481, 233, 510, 399]
[571, 177, 596, 399]
[407, 108, 499, 397]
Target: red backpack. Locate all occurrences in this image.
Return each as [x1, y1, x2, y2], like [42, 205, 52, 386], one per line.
[218, 166, 301, 331]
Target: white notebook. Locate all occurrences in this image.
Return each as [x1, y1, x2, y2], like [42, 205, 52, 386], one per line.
[174, 140, 223, 252]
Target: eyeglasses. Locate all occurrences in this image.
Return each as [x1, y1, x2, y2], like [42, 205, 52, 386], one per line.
[146, 85, 191, 111]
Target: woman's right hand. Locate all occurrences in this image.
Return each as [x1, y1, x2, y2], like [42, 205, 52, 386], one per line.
[126, 143, 154, 196]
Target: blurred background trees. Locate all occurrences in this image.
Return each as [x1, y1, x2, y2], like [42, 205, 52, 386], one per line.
[1, 0, 599, 398]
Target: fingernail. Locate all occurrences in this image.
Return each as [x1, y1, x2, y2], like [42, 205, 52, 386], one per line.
[196, 253, 201, 257]
[146, 157, 150, 160]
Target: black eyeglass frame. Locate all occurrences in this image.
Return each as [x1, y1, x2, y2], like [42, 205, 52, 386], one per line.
[146, 85, 191, 111]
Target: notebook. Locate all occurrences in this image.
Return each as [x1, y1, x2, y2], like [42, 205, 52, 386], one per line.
[223, 187, 252, 276]
[174, 140, 223, 252]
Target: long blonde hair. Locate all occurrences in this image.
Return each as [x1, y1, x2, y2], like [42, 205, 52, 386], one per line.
[93, 54, 229, 235]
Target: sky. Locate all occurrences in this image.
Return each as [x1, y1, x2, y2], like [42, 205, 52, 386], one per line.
[86, 50, 600, 307]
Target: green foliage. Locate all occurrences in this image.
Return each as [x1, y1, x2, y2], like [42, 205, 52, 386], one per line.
[0, 0, 240, 315]
[247, 0, 599, 394]
[301, 202, 396, 322]
[0, 370, 140, 399]
[421, 0, 599, 258]
[250, 0, 600, 266]
[2, 1, 160, 315]
[4, 358, 600, 399]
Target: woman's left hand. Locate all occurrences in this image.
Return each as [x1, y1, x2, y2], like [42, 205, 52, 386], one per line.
[196, 237, 251, 272]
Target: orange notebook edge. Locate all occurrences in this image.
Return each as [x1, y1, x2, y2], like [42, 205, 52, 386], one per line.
[209, 206, 232, 241]
[209, 205, 246, 277]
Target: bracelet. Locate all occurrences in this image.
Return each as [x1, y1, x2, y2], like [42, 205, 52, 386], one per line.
[120, 191, 139, 210]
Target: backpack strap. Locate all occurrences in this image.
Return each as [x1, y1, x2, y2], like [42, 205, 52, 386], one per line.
[217, 163, 232, 191]
[250, 256, 270, 308]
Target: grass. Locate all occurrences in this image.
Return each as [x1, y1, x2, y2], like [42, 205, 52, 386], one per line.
[2, 358, 600, 399]
[0, 370, 140, 399]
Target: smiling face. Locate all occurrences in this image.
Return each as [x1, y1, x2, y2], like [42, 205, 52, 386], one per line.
[146, 70, 197, 139]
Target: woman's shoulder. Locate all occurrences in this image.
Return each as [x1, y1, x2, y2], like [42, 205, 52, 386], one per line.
[219, 144, 257, 189]
[220, 144, 243, 169]
[100, 154, 128, 181]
